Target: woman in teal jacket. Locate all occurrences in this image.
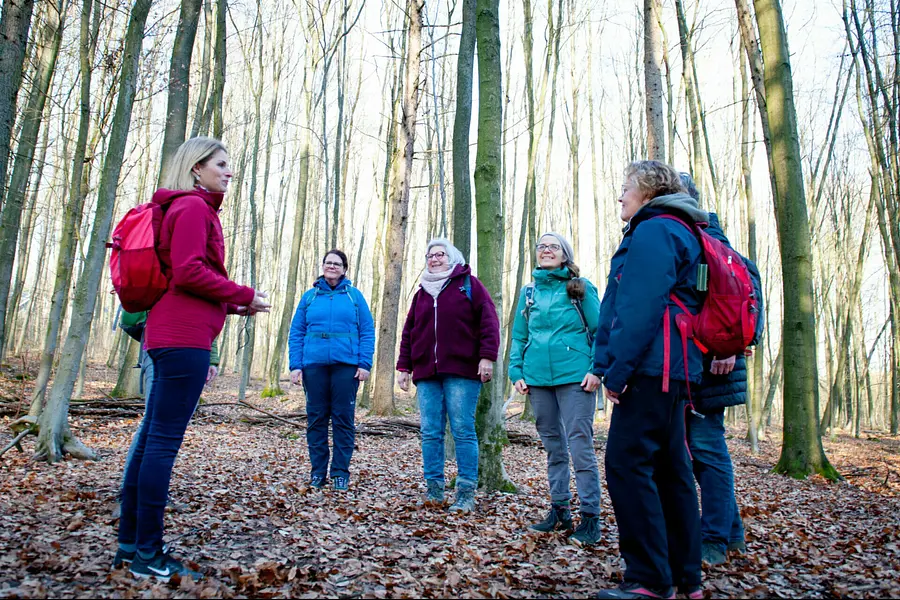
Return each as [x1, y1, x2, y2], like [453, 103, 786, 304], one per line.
[289, 249, 375, 491]
[509, 232, 603, 546]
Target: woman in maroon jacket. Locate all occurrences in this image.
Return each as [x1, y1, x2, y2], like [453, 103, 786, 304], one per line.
[116, 137, 270, 581]
[396, 238, 500, 514]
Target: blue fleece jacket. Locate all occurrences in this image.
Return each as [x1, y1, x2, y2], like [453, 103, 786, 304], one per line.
[288, 277, 375, 371]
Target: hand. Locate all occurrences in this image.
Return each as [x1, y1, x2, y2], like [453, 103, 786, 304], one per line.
[397, 371, 410, 392]
[477, 359, 493, 383]
[290, 369, 302, 386]
[744, 347, 754, 357]
[710, 355, 737, 375]
[355, 368, 370, 381]
[604, 384, 627, 405]
[248, 290, 271, 314]
[206, 365, 218, 384]
[581, 373, 601, 393]
[514, 379, 529, 395]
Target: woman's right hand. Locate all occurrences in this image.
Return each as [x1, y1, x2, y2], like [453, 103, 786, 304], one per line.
[397, 371, 410, 391]
[514, 379, 529, 395]
[249, 290, 271, 313]
[290, 369, 302, 386]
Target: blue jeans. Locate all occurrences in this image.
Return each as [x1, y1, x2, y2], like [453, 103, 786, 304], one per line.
[416, 376, 481, 491]
[302, 364, 359, 479]
[687, 409, 745, 552]
[118, 348, 209, 554]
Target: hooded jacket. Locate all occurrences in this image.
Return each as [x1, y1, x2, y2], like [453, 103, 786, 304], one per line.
[594, 193, 708, 394]
[144, 188, 255, 352]
[397, 264, 500, 382]
[508, 267, 601, 387]
[288, 276, 375, 371]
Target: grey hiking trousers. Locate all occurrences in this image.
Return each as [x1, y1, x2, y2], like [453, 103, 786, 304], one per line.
[530, 383, 602, 515]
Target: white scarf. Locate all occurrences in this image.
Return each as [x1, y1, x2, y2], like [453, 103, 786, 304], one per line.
[420, 268, 454, 299]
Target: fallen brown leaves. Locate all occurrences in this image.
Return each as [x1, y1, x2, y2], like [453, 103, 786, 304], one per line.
[0, 364, 899, 598]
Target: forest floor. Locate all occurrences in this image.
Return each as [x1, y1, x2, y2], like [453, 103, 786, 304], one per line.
[1, 361, 899, 599]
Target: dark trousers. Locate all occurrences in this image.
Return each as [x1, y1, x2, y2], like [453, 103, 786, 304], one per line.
[605, 375, 702, 588]
[118, 348, 209, 554]
[302, 364, 359, 479]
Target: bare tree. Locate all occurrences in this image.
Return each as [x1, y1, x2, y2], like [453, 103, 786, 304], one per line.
[643, 0, 665, 159]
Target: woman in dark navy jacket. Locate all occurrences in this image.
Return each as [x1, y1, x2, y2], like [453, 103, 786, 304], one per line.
[594, 161, 707, 600]
[289, 250, 375, 492]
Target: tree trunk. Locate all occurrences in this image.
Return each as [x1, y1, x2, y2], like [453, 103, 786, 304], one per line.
[110, 338, 141, 398]
[190, 0, 213, 137]
[675, 0, 704, 188]
[643, 0, 665, 160]
[372, 0, 424, 416]
[0, 0, 64, 363]
[0, 0, 35, 211]
[451, 0, 477, 259]
[750, 0, 838, 480]
[210, 0, 226, 138]
[473, 0, 513, 493]
[34, 0, 152, 463]
[158, 0, 202, 185]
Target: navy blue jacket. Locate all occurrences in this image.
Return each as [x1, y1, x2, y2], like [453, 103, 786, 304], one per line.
[289, 277, 376, 371]
[694, 213, 764, 412]
[594, 199, 706, 394]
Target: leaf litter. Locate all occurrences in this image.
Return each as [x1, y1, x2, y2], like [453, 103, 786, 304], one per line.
[1, 366, 899, 598]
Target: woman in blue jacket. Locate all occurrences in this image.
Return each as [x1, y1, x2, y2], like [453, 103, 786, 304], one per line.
[289, 250, 375, 491]
[594, 161, 706, 600]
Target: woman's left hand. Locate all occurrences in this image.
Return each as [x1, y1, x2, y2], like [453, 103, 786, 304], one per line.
[206, 365, 219, 384]
[355, 368, 370, 381]
[581, 372, 601, 392]
[477, 359, 493, 383]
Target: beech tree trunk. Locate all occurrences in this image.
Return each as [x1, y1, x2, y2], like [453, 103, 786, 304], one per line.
[643, 0, 665, 160]
[34, 0, 153, 463]
[372, 0, 423, 416]
[473, 0, 514, 492]
[452, 0, 476, 258]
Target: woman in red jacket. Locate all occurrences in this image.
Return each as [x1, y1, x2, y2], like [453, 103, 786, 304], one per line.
[116, 137, 269, 581]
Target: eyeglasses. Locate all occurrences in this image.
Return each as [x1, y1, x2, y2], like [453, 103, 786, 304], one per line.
[425, 251, 447, 260]
[535, 243, 561, 253]
[323, 261, 344, 268]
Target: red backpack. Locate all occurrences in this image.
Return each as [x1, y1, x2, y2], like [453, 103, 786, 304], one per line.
[655, 214, 760, 359]
[107, 202, 169, 312]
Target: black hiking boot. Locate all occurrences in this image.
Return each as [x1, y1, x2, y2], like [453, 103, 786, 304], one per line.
[309, 475, 326, 489]
[529, 504, 573, 533]
[423, 480, 445, 505]
[701, 542, 726, 566]
[449, 487, 475, 513]
[727, 538, 747, 554]
[568, 513, 601, 546]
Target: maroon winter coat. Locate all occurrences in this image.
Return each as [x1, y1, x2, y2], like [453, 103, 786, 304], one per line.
[396, 264, 500, 382]
[144, 188, 255, 352]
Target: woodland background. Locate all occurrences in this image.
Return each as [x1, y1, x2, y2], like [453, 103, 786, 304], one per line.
[1, 0, 900, 596]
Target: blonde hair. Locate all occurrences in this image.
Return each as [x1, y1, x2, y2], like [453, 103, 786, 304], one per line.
[624, 160, 685, 199]
[162, 136, 227, 191]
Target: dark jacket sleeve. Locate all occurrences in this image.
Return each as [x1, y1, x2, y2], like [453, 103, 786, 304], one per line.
[696, 354, 748, 412]
[604, 220, 680, 394]
[473, 276, 500, 361]
[396, 293, 418, 372]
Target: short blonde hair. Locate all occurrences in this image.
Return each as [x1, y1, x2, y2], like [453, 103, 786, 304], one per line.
[162, 136, 227, 191]
[624, 160, 685, 199]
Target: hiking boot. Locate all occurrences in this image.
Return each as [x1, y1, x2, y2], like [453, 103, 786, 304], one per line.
[130, 549, 202, 582]
[449, 487, 475, 513]
[529, 504, 573, 533]
[568, 513, 601, 546]
[701, 542, 726, 566]
[595, 582, 676, 599]
[727, 538, 747, 554]
[309, 475, 326, 489]
[677, 584, 704, 599]
[332, 476, 349, 491]
[424, 480, 445, 505]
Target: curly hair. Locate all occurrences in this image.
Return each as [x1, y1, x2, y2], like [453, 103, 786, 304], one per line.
[624, 160, 686, 199]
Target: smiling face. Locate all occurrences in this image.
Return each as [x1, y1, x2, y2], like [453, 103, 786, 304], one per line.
[193, 149, 233, 193]
[619, 176, 652, 222]
[425, 245, 450, 273]
[536, 235, 565, 270]
[322, 253, 346, 284]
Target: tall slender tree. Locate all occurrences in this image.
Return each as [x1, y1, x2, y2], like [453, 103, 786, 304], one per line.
[34, 0, 153, 462]
[748, 0, 839, 479]
[473, 0, 514, 492]
[452, 0, 477, 258]
[643, 0, 665, 160]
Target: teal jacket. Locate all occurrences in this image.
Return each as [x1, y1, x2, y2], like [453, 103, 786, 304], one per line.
[508, 267, 601, 387]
